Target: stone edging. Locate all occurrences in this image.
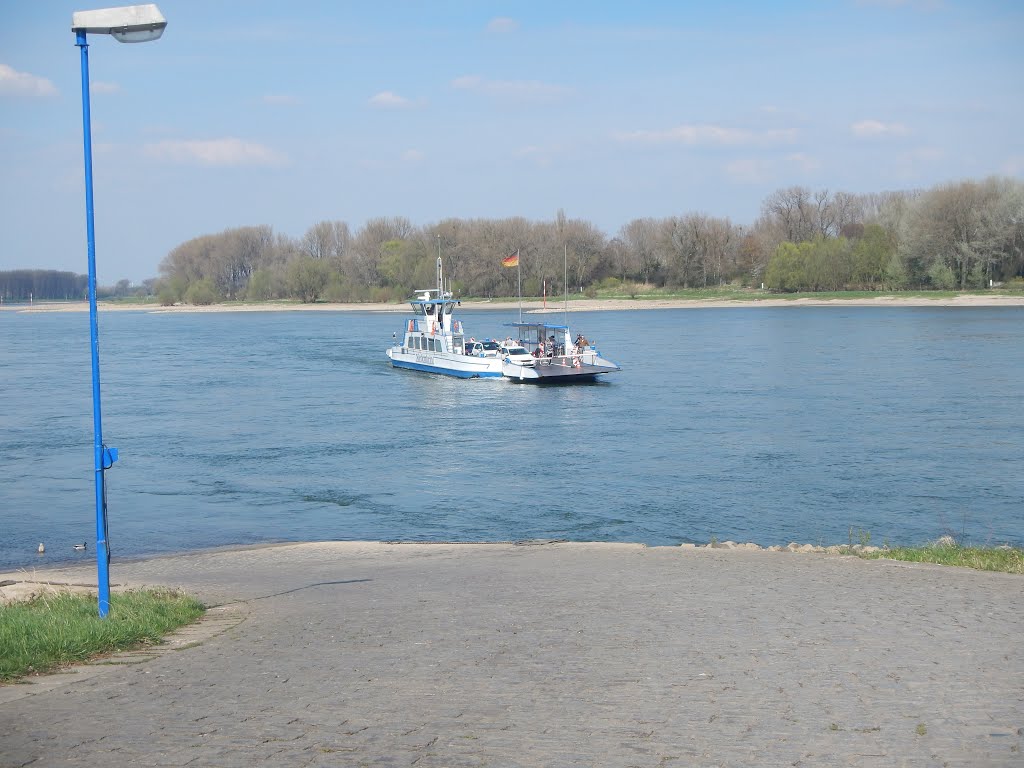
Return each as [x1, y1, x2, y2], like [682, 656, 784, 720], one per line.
[680, 541, 883, 554]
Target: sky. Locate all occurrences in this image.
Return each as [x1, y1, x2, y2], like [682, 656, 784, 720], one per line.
[1, 1, 1022, 284]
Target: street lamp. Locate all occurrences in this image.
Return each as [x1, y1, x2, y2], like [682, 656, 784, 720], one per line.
[72, 4, 166, 617]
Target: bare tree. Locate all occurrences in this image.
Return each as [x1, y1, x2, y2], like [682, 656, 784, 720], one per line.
[762, 186, 815, 243]
[901, 177, 1024, 288]
[302, 220, 350, 261]
[619, 218, 663, 284]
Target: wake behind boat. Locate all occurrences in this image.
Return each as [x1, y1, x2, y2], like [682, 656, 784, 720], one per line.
[500, 321, 621, 383]
[386, 257, 503, 379]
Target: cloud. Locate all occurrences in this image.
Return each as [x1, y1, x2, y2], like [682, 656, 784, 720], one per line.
[402, 149, 424, 163]
[615, 123, 797, 146]
[91, 81, 121, 95]
[143, 138, 287, 167]
[515, 145, 557, 168]
[1002, 155, 1024, 176]
[369, 91, 413, 109]
[451, 75, 570, 103]
[855, 0, 944, 10]
[884, 146, 944, 181]
[262, 93, 300, 106]
[786, 153, 821, 173]
[0, 64, 57, 97]
[724, 158, 770, 184]
[487, 17, 520, 33]
[850, 119, 909, 138]
[724, 153, 820, 184]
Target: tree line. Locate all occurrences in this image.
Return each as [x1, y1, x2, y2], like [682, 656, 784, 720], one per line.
[0, 271, 157, 302]
[102, 175, 1024, 304]
[0, 270, 88, 302]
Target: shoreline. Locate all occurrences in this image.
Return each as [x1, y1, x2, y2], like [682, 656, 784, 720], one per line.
[2, 293, 1024, 314]
[0, 538, 915, 605]
[0, 535, 999, 604]
[0, 539, 885, 604]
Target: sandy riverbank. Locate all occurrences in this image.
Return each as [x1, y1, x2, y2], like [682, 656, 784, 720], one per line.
[4, 293, 1024, 314]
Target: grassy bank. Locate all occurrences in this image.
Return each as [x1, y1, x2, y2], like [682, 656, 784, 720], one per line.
[863, 543, 1024, 574]
[587, 286, 1024, 303]
[0, 588, 205, 682]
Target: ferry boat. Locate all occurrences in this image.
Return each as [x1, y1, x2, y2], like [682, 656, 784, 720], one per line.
[500, 321, 621, 383]
[386, 258, 503, 378]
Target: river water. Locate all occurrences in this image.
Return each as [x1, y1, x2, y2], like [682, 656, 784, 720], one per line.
[1, 305, 1022, 570]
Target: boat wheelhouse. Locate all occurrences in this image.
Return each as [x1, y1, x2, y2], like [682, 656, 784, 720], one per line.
[386, 258, 503, 378]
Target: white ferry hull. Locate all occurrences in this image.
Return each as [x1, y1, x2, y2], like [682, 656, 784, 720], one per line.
[502, 353, 620, 383]
[387, 348, 502, 378]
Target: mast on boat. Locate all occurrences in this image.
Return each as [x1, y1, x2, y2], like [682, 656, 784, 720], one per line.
[517, 248, 522, 325]
[564, 242, 568, 329]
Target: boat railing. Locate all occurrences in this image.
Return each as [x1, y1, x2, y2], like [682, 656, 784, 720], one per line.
[534, 353, 590, 369]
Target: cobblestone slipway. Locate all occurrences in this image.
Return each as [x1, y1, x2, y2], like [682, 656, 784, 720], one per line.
[1, 542, 1020, 767]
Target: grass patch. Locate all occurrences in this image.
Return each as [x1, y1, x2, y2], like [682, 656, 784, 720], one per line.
[590, 287, 1009, 302]
[485, 286, 1024, 304]
[0, 588, 205, 682]
[102, 286, 1024, 308]
[862, 543, 1024, 574]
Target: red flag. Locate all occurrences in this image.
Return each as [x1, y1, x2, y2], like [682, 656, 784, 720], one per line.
[502, 253, 519, 268]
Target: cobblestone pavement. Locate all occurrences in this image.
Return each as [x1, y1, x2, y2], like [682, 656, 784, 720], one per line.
[1, 542, 1021, 767]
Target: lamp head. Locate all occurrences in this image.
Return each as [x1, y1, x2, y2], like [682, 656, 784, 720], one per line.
[72, 4, 166, 43]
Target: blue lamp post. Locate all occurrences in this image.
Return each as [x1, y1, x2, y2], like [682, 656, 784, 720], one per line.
[72, 4, 166, 617]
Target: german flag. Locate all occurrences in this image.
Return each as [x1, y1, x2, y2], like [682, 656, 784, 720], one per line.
[502, 253, 519, 268]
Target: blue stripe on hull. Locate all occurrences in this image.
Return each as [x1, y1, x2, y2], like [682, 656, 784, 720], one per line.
[390, 358, 502, 379]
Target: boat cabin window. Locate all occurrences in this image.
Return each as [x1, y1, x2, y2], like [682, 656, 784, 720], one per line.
[424, 304, 435, 316]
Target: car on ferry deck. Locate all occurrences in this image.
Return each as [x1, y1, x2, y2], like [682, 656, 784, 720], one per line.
[465, 339, 501, 357]
[498, 342, 535, 366]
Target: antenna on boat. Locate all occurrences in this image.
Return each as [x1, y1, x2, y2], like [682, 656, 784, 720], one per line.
[436, 234, 443, 295]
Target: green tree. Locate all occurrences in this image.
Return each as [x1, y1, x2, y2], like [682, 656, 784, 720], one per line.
[851, 224, 896, 288]
[804, 237, 850, 290]
[287, 256, 331, 302]
[764, 241, 808, 292]
[246, 269, 278, 300]
[184, 279, 220, 305]
[927, 261, 956, 290]
[882, 253, 909, 290]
